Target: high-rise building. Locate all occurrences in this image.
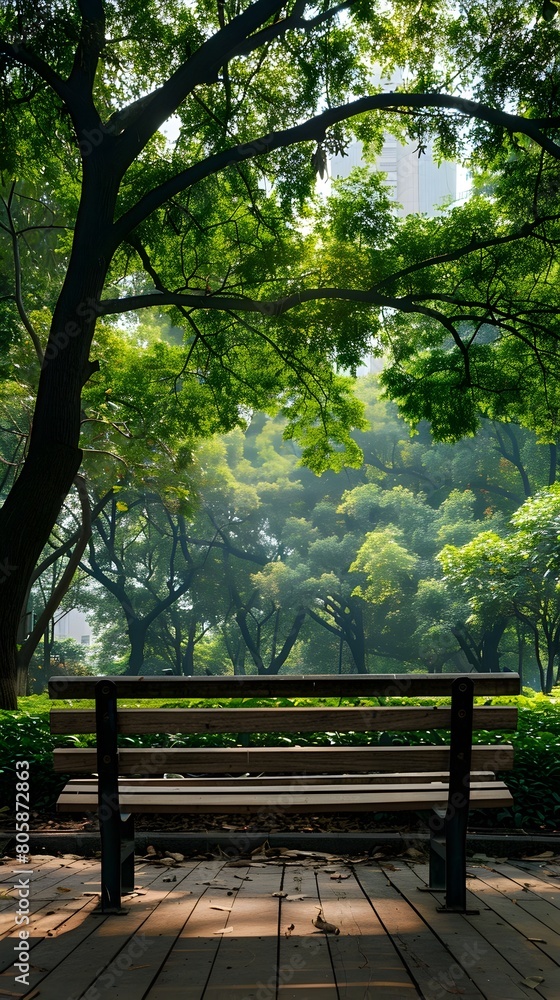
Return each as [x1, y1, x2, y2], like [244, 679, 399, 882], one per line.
[330, 135, 457, 217]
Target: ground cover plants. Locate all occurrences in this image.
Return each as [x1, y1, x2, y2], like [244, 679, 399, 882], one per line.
[1, 688, 558, 833]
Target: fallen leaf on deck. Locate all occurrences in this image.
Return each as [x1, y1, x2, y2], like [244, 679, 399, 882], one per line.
[522, 852, 554, 861]
[313, 908, 340, 935]
[519, 976, 545, 988]
[272, 891, 287, 897]
[165, 852, 185, 862]
[213, 927, 233, 934]
[285, 923, 295, 937]
[56, 886, 71, 893]
[527, 937, 546, 943]
[226, 860, 250, 868]
[210, 905, 232, 911]
[330, 873, 350, 880]
[277, 849, 341, 861]
[285, 894, 311, 901]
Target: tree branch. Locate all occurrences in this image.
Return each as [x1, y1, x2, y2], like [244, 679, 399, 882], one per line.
[111, 92, 560, 246]
[17, 476, 92, 670]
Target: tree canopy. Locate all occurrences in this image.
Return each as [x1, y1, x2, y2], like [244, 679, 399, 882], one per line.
[3, 0, 560, 705]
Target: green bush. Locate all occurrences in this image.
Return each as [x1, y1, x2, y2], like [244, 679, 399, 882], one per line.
[1, 690, 558, 831]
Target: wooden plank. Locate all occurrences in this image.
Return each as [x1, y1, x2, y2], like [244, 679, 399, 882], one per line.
[48, 671, 521, 700]
[277, 863, 339, 998]
[458, 887, 560, 998]
[62, 770, 498, 788]
[53, 744, 515, 774]
[144, 862, 260, 999]
[201, 865, 283, 999]
[488, 863, 560, 912]
[465, 865, 560, 968]
[50, 705, 518, 734]
[2, 859, 226, 1000]
[60, 778, 508, 795]
[356, 864, 487, 1000]
[380, 862, 541, 1000]
[85, 860, 230, 1000]
[0, 859, 101, 948]
[316, 866, 423, 998]
[56, 785, 513, 814]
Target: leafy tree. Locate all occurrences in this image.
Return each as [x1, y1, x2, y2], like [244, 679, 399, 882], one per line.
[439, 486, 560, 693]
[2, 0, 560, 707]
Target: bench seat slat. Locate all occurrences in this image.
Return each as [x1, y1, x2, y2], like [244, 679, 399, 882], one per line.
[58, 780, 506, 796]
[53, 745, 514, 774]
[61, 771, 498, 788]
[49, 706, 518, 735]
[57, 784, 513, 814]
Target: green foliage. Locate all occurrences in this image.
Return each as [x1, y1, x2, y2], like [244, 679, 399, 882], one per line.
[2, 690, 559, 830]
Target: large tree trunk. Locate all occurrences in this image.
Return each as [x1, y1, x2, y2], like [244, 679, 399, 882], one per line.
[125, 618, 149, 675]
[0, 175, 116, 707]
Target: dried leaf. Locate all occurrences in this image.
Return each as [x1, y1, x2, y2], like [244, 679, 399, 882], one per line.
[285, 894, 311, 901]
[285, 923, 295, 937]
[213, 927, 233, 935]
[519, 976, 545, 988]
[313, 907, 340, 935]
[277, 849, 341, 861]
[210, 905, 232, 911]
[165, 852, 185, 862]
[522, 852, 554, 861]
[272, 891, 287, 898]
[56, 886, 71, 893]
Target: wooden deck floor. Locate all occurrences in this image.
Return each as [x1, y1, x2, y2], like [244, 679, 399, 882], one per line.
[1, 849, 560, 999]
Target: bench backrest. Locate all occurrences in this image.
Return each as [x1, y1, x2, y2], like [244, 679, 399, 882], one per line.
[49, 673, 519, 777]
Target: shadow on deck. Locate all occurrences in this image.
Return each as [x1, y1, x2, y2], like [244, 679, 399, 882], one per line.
[1, 849, 560, 999]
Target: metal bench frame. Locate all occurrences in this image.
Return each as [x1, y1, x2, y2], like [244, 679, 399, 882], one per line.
[49, 673, 518, 915]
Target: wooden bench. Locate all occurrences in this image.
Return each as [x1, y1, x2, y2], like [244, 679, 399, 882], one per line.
[48, 672, 520, 914]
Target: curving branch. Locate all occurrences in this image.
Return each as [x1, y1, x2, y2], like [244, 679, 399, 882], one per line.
[0, 41, 71, 107]
[113, 0, 288, 169]
[112, 92, 560, 246]
[16, 475, 93, 671]
[1, 186, 44, 365]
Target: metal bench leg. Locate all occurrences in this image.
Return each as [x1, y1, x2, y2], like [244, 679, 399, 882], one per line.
[100, 801, 122, 912]
[437, 677, 479, 915]
[439, 806, 479, 913]
[120, 813, 135, 894]
[427, 809, 446, 891]
[96, 679, 126, 914]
